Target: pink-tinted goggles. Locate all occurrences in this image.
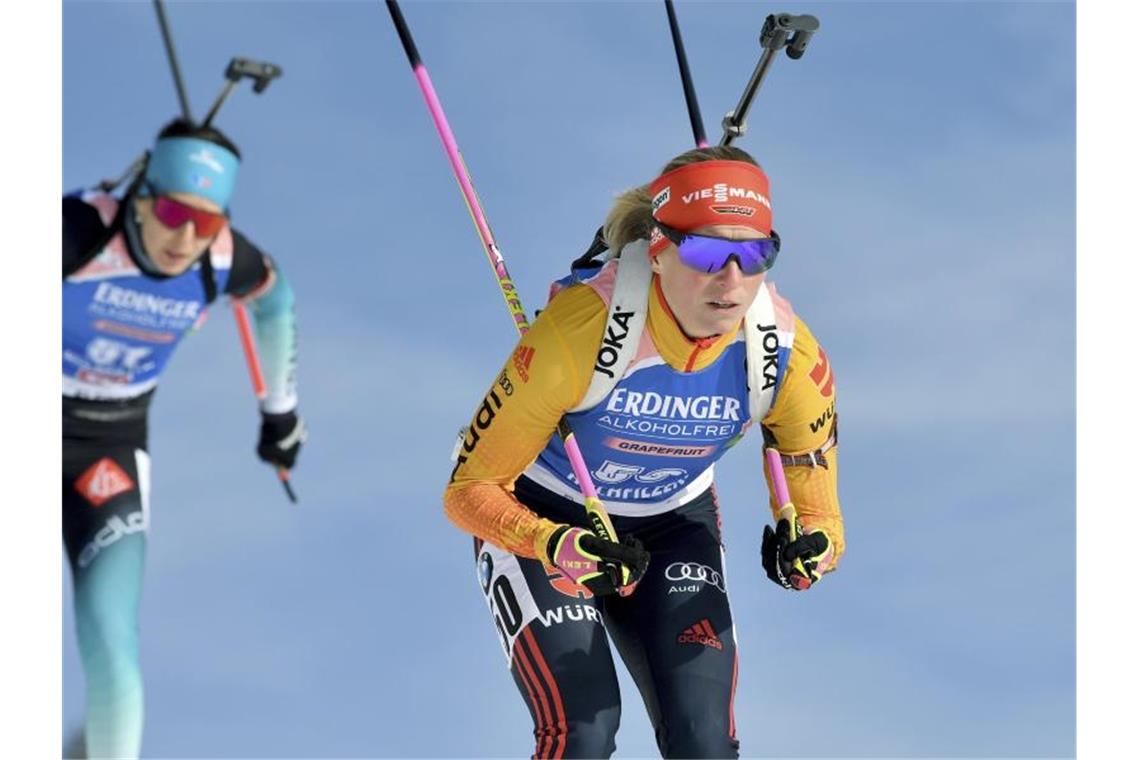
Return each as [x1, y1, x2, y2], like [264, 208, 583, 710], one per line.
[150, 188, 228, 238]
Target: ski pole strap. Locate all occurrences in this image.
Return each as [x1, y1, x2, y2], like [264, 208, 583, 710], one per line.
[763, 418, 837, 470]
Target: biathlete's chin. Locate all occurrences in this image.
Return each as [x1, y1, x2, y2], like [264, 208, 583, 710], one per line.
[151, 248, 200, 276]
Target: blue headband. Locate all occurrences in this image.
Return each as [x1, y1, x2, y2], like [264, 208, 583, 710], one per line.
[144, 136, 241, 209]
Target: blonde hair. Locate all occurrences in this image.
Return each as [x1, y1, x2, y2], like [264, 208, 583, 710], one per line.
[602, 145, 761, 254]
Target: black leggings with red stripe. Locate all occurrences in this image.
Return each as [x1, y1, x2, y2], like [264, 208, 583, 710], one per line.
[475, 477, 740, 759]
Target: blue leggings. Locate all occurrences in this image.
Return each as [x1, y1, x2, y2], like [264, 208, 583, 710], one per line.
[64, 443, 149, 759]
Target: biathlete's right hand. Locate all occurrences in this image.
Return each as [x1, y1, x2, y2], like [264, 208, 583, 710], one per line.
[761, 509, 831, 592]
[545, 525, 650, 596]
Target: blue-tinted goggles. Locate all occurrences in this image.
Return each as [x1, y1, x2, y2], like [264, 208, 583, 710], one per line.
[656, 223, 780, 275]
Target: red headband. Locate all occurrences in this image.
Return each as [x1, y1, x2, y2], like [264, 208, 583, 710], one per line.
[648, 160, 772, 254]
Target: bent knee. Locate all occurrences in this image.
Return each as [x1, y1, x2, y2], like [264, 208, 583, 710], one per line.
[658, 716, 738, 759]
[535, 709, 620, 759]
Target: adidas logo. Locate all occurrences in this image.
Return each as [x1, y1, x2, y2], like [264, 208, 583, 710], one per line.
[677, 618, 723, 650]
[513, 346, 535, 382]
[74, 457, 135, 508]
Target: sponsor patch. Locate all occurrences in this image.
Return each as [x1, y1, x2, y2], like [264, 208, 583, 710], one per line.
[664, 561, 726, 593]
[92, 282, 201, 320]
[189, 147, 225, 173]
[189, 172, 213, 190]
[478, 552, 494, 593]
[497, 370, 514, 396]
[450, 386, 506, 480]
[810, 400, 836, 434]
[677, 618, 723, 650]
[77, 512, 146, 569]
[76, 368, 131, 385]
[513, 346, 535, 382]
[594, 309, 635, 379]
[75, 457, 134, 507]
[711, 204, 756, 217]
[547, 568, 594, 600]
[605, 389, 742, 421]
[603, 436, 716, 458]
[809, 346, 834, 397]
[536, 603, 602, 627]
[753, 323, 780, 391]
[651, 187, 671, 212]
[682, 184, 770, 209]
[92, 320, 177, 344]
[593, 460, 686, 485]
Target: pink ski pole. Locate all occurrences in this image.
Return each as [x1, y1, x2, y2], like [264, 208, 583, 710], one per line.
[386, 0, 621, 548]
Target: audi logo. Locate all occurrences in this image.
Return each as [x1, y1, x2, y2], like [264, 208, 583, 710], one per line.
[664, 562, 726, 592]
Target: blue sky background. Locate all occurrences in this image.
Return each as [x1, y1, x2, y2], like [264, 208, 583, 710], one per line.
[62, 1, 1075, 757]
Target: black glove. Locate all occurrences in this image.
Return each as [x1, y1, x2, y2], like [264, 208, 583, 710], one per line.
[762, 514, 831, 591]
[257, 410, 307, 470]
[546, 525, 651, 596]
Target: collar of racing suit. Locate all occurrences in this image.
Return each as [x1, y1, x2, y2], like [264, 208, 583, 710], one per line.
[648, 275, 740, 373]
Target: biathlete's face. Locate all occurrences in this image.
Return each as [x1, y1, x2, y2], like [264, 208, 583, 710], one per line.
[134, 191, 227, 276]
[651, 224, 767, 340]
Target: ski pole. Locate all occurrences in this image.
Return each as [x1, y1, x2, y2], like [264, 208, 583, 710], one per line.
[385, 0, 623, 550]
[721, 12, 819, 146]
[719, 11, 818, 513]
[197, 56, 293, 501]
[233, 301, 298, 503]
[664, 0, 708, 148]
[664, 2, 811, 562]
[764, 448, 809, 587]
[150, 1, 295, 503]
[152, 0, 194, 122]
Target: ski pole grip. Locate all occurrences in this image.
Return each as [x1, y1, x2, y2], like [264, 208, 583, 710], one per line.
[765, 447, 792, 508]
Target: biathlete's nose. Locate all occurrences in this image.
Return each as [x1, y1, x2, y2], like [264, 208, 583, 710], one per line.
[174, 220, 198, 242]
[714, 255, 746, 283]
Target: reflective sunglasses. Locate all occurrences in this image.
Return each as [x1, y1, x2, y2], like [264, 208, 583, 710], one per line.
[148, 185, 228, 238]
[656, 223, 780, 276]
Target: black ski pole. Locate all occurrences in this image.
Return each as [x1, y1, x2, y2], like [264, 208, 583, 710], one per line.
[97, 0, 188, 194]
[149, 5, 294, 503]
[664, 0, 708, 148]
[152, 0, 194, 122]
[721, 13, 819, 146]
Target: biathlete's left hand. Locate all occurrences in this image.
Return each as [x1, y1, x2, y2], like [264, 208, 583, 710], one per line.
[257, 409, 307, 470]
[761, 512, 831, 591]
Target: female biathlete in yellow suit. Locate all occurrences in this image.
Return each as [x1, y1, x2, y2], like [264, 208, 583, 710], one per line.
[444, 146, 843, 758]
